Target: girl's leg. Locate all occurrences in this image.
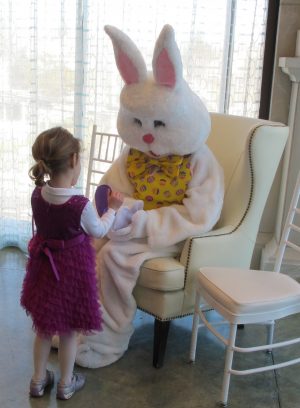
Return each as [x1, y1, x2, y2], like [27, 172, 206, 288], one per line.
[58, 331, 78, 385]
[32, 334, 52, 382]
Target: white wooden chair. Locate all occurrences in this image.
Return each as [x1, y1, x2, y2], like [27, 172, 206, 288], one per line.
[86, 114, 288, 368]
[189, 171, 300, 407]
[85, 125, 124, 200]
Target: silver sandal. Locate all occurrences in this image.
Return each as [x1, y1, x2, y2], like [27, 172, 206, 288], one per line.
[30, 369, 54, 397]
[56, 372, 85, 400]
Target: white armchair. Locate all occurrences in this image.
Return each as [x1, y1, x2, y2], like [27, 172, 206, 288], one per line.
[86, 113, 288, 367]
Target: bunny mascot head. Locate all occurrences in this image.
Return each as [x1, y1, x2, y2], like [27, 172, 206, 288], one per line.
[105, 24, 211, 157]
[103, 24, 221, 218]
[75, 25, 223, 370]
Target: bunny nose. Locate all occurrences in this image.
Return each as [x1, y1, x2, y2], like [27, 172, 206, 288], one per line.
[143, 133, 155, 144]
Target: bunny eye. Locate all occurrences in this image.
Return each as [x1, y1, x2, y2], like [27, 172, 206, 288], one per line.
[134, 118, 142, 127]
[154, 120, 165, 128]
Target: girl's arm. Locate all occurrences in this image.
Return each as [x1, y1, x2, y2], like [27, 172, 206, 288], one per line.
[80, 201, 116, 238]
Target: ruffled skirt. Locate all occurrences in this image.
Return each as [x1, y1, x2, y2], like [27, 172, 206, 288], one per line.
[20, 235, 102, 337]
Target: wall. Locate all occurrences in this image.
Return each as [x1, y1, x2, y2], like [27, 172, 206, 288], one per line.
[252, 0, 300, 267]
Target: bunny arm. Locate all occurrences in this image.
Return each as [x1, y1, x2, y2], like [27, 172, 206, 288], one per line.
[100, 146, 224, 247]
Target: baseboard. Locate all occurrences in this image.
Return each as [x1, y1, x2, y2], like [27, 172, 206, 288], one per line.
[260, 235, 300, 280]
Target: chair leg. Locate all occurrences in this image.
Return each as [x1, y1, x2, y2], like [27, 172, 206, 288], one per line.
[153, 319, 171, 369]
[190, 289, 201, 362]
[220, 323, 237, 407]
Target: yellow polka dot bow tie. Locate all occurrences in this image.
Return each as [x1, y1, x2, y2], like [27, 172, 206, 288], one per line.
[127, 148, 185, 178]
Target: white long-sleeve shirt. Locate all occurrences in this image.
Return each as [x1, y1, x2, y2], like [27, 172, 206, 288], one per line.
[41, 183, 115, 238]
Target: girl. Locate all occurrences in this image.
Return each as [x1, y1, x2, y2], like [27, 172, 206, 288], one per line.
[21, 127, 123, 400]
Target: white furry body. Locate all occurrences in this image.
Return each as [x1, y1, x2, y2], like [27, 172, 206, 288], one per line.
[75, 24, 224, 368]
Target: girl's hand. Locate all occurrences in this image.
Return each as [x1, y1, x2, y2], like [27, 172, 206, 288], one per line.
[108, 191, 124, 211]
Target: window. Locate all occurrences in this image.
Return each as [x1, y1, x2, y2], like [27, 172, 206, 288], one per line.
[0, 0, 268, 250]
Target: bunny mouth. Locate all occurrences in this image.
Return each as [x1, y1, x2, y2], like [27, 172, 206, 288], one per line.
[148, 150, 160, 158]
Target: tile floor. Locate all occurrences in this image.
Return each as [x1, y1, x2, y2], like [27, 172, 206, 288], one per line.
[0, 247, 300, 408]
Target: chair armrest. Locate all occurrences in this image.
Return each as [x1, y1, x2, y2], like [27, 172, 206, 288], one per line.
[180, 225, 235, 265]
[186, 225, 235, 240]
[179, 226, 256, 311]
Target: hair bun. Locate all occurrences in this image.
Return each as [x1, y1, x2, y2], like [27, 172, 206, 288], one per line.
[37, 158, 50, 171]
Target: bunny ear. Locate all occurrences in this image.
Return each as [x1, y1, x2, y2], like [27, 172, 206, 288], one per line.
[104, 25, 147, 85]
[152, 25, 183, 88]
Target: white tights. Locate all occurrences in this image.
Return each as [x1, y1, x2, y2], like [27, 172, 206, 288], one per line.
[33, 332, 78, 385]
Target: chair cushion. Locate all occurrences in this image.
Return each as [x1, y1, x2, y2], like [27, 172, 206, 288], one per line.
[198, 267, 300, 316]
[137, 257, 185, 291]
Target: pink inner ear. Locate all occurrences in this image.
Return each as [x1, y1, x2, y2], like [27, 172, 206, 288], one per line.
[117, 49, 139, 84]
[155, 48, 176, 87]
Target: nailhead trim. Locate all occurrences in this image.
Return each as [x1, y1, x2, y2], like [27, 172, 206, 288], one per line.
[137, 306, 213, 321]
[138, 123, 279, 321]
[183, 123, 263, 287]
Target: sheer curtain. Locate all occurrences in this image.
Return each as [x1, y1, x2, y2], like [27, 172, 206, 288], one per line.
[0, 0, 268, 251]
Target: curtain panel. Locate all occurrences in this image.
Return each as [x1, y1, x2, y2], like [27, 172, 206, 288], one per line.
[0, 0, 268, 251]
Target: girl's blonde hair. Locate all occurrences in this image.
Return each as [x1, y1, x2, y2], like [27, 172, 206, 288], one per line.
[29, 127, 81, 186]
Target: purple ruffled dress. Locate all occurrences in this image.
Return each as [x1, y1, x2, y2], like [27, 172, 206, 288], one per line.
[21, 187, 102, 337]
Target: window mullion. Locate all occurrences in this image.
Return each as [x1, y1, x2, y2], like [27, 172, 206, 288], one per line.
[219, 0, 237, 114]
[74, 0, 88, 141]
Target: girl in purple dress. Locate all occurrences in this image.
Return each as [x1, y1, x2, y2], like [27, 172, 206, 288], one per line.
[21, 127, 123, 400]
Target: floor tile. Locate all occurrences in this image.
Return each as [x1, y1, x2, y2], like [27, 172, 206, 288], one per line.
[1, 248, 299, 407]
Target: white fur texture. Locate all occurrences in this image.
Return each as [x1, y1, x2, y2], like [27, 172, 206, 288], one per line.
[104, 25, 147, 84]
[75, 25, 224, 368]
[152, 24, 182, 87]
